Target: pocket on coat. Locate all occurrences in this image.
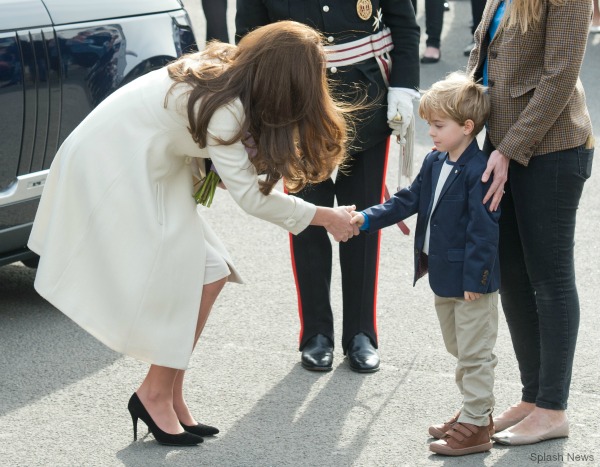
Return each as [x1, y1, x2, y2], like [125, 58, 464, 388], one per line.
[156, 183, 164, 225]
[447, 249, 465, 262]
[510, 81, 537, 98]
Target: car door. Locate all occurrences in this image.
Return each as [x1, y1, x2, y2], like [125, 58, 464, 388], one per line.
[0, 0, 59, 257]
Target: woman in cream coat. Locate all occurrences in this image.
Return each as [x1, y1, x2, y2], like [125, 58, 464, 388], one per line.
[28, 21, 358, 446]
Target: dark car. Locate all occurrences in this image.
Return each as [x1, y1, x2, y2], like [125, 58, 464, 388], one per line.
[0, 0, 197, 267]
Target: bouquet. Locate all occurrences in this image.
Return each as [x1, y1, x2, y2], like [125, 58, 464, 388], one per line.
[193, 162, 220, 207]
[193, 133, 257, 207]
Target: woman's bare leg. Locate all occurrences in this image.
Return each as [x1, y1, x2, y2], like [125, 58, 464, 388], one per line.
[173, 277, 228, 425]
[135, 277, 227, 432]
[136, 365, 182, 434]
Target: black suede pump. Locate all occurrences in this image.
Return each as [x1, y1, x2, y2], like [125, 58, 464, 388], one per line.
[128, 393, 204, 446]
[180, 421, 220, 437]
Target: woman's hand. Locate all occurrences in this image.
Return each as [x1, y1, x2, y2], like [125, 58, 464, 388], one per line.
[481, 149, 509, 211]
[312, 205, 358, 242]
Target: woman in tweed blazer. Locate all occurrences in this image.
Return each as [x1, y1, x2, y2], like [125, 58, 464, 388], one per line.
[467, 0, 594, 446]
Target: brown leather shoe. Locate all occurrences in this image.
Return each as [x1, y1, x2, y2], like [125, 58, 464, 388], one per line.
[429, 413, 495, 439]
[430, 419, 493, 456]
[429, 411, 460, 439]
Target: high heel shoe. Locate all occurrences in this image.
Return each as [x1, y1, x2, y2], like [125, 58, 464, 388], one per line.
[128, 393, 204, 446]
[180, 421, 220, 436]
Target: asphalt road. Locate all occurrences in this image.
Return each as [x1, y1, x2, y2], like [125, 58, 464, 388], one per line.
[1, 1, 599, 466]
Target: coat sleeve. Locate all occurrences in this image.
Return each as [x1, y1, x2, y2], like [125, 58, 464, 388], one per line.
[362, 155, 427, 232]
[205, 101, 316, 235]
[382, 0, 420, 90]
[463, 169, 500, 293]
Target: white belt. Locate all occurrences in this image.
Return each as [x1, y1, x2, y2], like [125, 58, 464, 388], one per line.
[324, 27, 393, 68]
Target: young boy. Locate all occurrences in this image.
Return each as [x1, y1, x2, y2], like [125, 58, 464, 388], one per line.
[351, 72, 500, 456]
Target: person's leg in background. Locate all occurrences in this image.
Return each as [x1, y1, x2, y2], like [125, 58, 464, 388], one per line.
[421, 0, 445, 63]
[591, 0, 600, 32]
[464, 0, 487, 56]
[202, 0, 229, 43]
[335, 139, 389, 372]
[290, 179, 336, 371]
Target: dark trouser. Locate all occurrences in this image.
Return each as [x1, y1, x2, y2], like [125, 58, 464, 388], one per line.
[484, 137, 594, 409]
[413, 0, 445, 49]
[291, 139, 389, 353]
[202, 0, 229, 43]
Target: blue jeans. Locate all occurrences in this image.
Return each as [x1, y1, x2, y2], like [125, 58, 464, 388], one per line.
[485, 139, 594, 410]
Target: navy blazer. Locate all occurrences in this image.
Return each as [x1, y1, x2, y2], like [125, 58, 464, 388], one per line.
[363, 139, 500, 297]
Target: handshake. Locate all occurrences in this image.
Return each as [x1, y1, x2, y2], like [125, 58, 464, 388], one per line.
[316, 205, 368, 243]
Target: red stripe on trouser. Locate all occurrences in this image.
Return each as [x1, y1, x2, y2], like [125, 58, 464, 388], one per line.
[371, 137, 391, 339]
[288, 232, 304, 347]
[283, 185, 305, 347]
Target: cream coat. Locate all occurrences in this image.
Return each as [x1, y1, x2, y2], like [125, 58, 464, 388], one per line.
[28, 67, 316, 370]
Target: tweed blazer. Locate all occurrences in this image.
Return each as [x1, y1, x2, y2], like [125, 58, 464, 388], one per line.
[467, 0, 593, 166]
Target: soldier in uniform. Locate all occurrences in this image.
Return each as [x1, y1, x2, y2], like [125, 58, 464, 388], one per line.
[236, 0, 420, 372]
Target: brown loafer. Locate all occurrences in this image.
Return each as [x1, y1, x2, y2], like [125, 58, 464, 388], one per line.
[429, 412, 495, 439]
[430, 419, 493, 456]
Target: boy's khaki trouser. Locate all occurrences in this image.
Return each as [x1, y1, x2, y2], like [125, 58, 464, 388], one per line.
[434, 291, 499, 426]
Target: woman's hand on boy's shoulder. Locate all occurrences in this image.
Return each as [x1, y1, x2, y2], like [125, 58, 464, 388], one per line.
[482, 149, 509, 212]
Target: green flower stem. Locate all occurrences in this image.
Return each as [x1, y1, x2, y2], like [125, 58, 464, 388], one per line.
[193, 171, 221, 207]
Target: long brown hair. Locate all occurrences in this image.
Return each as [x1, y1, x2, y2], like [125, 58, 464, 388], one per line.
[167, 21, 353, 195]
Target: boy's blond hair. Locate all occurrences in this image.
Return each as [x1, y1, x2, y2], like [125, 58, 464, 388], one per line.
[418, 71, 490, 136]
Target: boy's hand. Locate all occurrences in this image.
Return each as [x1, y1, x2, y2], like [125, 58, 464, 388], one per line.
[313, 206, 357, 242]
[464, 291, 482, 301]
[350, 211, 365, 227]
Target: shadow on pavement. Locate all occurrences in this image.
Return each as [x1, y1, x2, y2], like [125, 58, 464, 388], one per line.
[116, 358, 416, 466]
[0, 263, 120, 417]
